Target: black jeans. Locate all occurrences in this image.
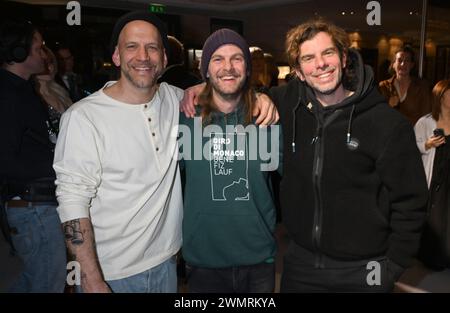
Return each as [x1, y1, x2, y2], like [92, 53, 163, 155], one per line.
[281, 241, 400, 293]
[186, 262, 275, 293]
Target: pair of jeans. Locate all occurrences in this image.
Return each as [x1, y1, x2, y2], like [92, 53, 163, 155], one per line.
[106, 256, 177, 293]
[186, 262, 275, 293]
[6, 203, 67, 293]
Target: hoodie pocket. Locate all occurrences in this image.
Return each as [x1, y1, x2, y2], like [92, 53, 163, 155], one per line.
[183, 212, 276, 267]
[326, 191, 389, 256]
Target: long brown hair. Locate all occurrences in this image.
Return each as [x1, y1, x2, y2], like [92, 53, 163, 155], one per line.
[432, 79, 450, 121]
[197, 80, 256, 126]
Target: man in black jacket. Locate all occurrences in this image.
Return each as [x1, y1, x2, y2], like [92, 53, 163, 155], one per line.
[158, 35, 201, 90]
[270, 20, 428, 292]
[0, 19, 66, 292]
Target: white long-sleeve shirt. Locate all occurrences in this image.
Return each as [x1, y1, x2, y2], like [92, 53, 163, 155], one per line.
[53, 82, 183, 280]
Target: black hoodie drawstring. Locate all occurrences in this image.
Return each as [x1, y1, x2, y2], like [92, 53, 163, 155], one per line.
[346, 104, 356, 145]
[291, 97, 302, 153]
[292, 102, 356, 153]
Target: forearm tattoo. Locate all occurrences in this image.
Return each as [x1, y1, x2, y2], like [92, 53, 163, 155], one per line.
[63, 219, 84, 245]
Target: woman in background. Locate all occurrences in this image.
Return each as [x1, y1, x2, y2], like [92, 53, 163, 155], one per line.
[249, 46, 270, 92]
[379, 46, 431, 125]
[35, 45, 72, 133]
[414, 79, 450, 270]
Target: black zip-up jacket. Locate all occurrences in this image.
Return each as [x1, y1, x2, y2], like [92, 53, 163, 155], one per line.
[270, 49, 428, 269]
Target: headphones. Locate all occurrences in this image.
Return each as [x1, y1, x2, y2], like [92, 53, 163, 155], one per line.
[0, 20, 34, 64]
[7, 41, 28, 63]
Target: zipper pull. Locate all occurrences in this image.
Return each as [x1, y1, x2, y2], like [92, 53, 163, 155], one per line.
[311, 126, 322, 145]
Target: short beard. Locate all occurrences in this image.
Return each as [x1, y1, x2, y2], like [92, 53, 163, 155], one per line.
[212, 85, 243, 102]
[210, 76, 246, 102]
[123, 71, 157, 89]
[122, 63, 160, 89]
[313, 72, 343, 96]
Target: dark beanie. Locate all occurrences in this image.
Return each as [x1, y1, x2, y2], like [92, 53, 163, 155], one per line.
[110, 11, 169, 55]
[200, 28, 251, 80]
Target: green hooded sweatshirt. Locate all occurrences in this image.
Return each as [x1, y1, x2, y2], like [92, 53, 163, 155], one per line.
[179, 105, 282, 268]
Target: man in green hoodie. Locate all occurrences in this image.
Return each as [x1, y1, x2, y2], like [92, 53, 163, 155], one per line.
[178, 29, 281, 293]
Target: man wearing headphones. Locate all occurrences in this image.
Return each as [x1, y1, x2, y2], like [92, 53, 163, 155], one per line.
[0, 19, 66, 292]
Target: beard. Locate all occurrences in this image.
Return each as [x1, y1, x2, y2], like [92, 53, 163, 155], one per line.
[315, 78, 343, 95]
[211, 84, 243, 101]
[309, 66, 344, 96]
[121, 60, 162, 89]
[210, 69, 246, 101]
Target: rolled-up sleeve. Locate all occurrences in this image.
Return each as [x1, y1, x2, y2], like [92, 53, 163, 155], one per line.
[53, 108, 102, 223]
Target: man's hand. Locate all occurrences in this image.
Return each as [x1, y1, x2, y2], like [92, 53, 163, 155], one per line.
[254, 93, 279, 125]
[180, 83, 206, 118]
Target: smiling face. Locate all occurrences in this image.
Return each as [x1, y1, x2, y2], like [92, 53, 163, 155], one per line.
[112, 20, 167, 91]
[392, 51, 414, 78]
[295, 31, 346, 97]
[207, 44, 247, 100]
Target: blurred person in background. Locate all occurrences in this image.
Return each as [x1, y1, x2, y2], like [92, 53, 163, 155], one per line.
[56, 46, 87, 102]
[0, 18, 66, 293]
[414, 79, 450, 270]
[158, 35, 201, 89]
[379, 46, 431, 125]
[264, 52, 279, 88]
[35, 45, 72, 134]
[250, 46, 269, 92]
